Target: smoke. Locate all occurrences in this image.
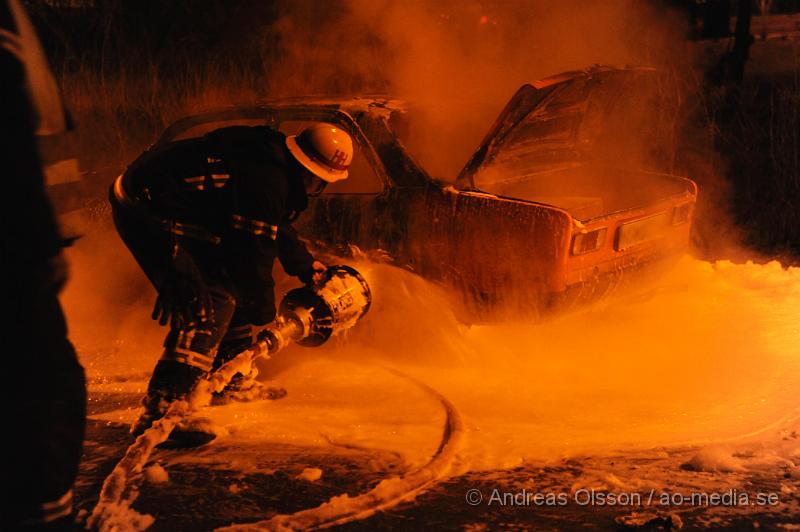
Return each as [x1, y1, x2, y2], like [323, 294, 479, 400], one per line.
[56, 0, 734, 375]
[57, 1, 789, 448]
[262, 0, 748, 257]
[60, 208, 161, 379]
[262, 0, 686, 179]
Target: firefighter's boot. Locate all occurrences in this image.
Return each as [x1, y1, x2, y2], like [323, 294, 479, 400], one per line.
[131, 358, 209, 443]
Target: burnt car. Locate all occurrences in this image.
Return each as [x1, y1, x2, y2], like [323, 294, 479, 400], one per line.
[154, 66, 697, 320]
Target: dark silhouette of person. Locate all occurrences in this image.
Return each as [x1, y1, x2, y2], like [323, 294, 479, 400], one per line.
[2, 0, 85, 528]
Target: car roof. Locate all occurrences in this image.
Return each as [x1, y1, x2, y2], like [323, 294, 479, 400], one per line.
[251, 95, 407, 116]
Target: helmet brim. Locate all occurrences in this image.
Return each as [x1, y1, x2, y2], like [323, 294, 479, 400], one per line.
[286, 135, 349, 183]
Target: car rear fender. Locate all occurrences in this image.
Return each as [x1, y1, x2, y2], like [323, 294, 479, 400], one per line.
[409, 185, 573, 297]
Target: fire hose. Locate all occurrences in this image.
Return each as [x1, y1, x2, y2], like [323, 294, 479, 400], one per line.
[87, 265, 372, 529]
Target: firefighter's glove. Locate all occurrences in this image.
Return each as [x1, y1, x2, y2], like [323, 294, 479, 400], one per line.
[152, 244, 212, 329]
[299, 260, 328, 287]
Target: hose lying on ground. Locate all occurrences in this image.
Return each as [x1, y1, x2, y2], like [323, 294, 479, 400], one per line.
[216, 368, 465, 531]
[87, 348, 260, 530]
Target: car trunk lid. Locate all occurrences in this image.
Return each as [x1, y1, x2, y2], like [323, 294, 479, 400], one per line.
[454, 66, 685, 219]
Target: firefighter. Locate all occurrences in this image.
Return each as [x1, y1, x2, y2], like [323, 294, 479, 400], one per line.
[110, 122, 353, 439]
[3, 0, 86, 528]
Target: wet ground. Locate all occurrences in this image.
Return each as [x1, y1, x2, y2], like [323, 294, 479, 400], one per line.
[74, 382, 800, 531]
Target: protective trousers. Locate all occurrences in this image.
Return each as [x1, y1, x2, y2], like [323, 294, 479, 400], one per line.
[109, 188, 263, 418]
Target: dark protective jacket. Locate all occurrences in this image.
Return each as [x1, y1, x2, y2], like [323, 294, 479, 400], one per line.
[120, 125, 316, 322]
[2, 5, 64, 270]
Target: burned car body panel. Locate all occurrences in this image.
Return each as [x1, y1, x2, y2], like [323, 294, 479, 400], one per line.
[152, 66, 697, 320]
[410, 188, 574, 316]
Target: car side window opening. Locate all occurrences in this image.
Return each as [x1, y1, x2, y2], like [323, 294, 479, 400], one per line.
[279, 120, 383, 194]
[171, 118, 274, 142]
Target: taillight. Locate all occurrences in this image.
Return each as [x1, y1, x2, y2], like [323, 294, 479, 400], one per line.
[571, 227, 607, 255]
[672, 203, 692, 225]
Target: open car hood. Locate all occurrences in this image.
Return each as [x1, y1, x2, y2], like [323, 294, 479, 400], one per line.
[455, 66, 662, 192]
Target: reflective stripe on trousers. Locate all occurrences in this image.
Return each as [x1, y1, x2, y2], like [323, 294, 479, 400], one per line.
[18, 489, 72, 526]
[160, 289, 238, 373]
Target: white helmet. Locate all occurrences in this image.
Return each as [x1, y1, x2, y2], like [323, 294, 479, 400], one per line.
[286, 123, 353, 183]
